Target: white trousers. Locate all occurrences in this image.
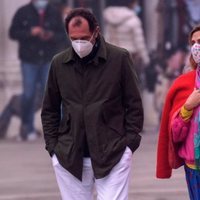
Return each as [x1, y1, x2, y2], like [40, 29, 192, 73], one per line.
[52, 147, 133, 200]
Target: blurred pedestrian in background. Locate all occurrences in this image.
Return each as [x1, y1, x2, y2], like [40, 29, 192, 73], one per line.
[156, 25, 200, 200]
[156, 0, 189, 78]
[185, 0, 200, 29]
[41, 7, 143, 200]
[103, 0, 150, 90]
[153, 0, 191, 122]
[7, 0, 66, 141]
[50, 0, 71, 50]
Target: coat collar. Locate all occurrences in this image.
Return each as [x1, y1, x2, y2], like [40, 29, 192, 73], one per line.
[62, 34, 107, 65]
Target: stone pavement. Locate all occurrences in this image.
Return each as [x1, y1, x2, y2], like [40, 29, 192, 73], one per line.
[0, 126, 189, 200]
[130, 125, 188, 200]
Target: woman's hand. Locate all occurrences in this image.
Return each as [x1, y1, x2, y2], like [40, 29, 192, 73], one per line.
[184, 88, 200, 111]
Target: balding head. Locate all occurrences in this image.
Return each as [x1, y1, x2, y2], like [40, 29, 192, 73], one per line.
[69, 17, 88, 31]
[65, 8, 99, 34]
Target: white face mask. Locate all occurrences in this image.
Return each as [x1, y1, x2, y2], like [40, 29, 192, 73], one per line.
[71, 39, 94, 58]
[191, 43, 200, 64]
[33, 0, 48, 11]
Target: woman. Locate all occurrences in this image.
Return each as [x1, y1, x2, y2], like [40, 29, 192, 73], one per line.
[156, 25, 200, 200]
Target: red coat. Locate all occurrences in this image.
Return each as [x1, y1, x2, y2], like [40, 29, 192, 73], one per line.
[156, 70, 196, 178]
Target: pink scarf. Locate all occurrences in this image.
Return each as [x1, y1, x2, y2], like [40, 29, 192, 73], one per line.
[192, 66, 200, 167]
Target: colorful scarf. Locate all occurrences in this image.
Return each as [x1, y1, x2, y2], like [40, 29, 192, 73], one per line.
[194, 65, 200, 167]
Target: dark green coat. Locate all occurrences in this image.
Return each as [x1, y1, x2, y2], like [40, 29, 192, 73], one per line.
[41, 36, 143, 181]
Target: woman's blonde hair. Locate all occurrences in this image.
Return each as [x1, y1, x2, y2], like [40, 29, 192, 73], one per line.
[189, 25, 200, 69]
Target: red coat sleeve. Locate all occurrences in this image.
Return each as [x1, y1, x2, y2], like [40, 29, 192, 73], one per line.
[156, 70, 195, 179]
[156, 89, 174, 178]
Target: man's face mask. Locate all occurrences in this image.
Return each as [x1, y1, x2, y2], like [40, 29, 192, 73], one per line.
[191, 43, 200, 64]
[33, 0, 48, 11]
[71, 32, 96, 58]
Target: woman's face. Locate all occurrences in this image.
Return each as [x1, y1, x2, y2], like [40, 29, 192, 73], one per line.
[191, 30, 200, 46]
[191, 30, 200, 65]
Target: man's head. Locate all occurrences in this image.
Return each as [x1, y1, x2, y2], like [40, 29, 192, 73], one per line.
[65, 8, 100, 58]
[32, 0, 49, 10]
[65, 8, 99, 42]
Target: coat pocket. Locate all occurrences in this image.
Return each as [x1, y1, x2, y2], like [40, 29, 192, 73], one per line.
[102, 109, 125, 136]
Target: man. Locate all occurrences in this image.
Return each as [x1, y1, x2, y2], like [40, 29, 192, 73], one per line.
[41, 8, 143, 200]
[9, 0, 66, 140]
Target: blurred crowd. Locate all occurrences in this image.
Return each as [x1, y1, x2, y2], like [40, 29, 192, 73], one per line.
[149, 0, 200, 121]
[0, 0, 200, 140]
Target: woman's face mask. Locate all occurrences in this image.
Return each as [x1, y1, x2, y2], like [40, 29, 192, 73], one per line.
[71, 32, 95, 58]
[33, 0, 48, 10]
[191, 43, 200, 64]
